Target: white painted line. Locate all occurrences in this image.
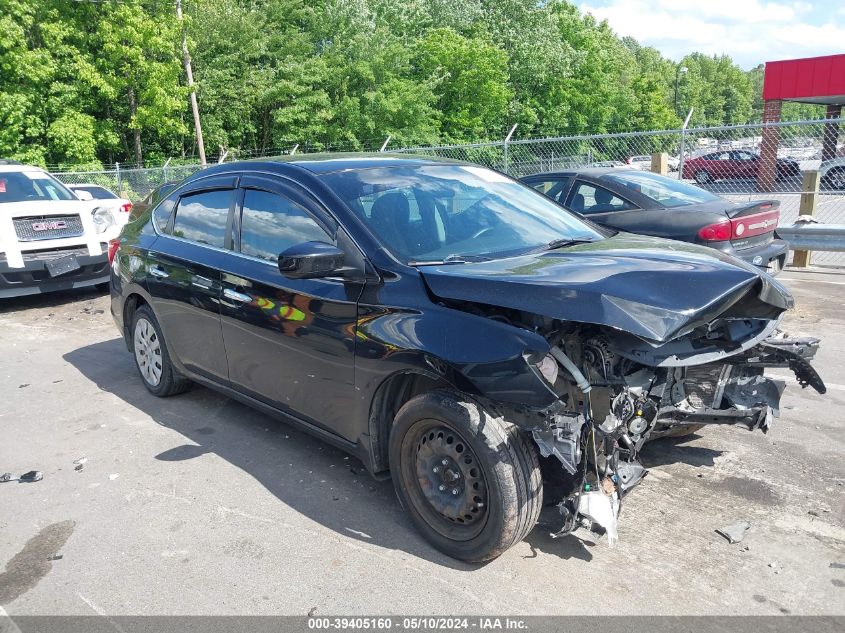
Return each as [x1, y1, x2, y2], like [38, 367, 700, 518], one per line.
[78, 594, 127, 633]
[780, 276, 845, 286]
[0, 606, 23, 633]
[768, 372, 845, 393]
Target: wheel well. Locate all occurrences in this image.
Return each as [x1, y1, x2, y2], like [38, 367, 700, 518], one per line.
[367, 371, 451, 474]
[122, 293, 149, 348]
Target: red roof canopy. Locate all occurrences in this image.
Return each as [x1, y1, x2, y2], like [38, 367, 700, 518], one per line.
[763, 54, 845, 105]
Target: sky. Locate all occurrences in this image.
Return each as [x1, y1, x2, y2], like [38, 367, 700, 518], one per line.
[577, 0, 845, 69]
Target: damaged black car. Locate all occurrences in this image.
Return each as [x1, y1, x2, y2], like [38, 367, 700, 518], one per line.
[109, 155, 826, 562]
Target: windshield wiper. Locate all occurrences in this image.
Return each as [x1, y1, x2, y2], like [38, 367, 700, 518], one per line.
[542, 237, 597, 251]
[408, 254, 492, 266]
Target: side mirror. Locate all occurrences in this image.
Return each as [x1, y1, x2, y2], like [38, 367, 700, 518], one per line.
[75, 190, 94, 201]
[278, 241, 345, 279]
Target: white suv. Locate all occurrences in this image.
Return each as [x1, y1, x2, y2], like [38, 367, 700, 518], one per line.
[0, 161, 121, 298]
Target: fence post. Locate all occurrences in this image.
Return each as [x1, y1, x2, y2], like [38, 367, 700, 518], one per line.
[115, 162, 122, 196]
[163, 157, 171, 183]
[650, 153, 668, 175]
[379, 136, 392, 152]
[792, 170, 821, 268]
[503, 124, 517, 174]
[677, 108, 694, 181]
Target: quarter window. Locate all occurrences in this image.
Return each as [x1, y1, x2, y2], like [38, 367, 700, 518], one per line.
[568, 182, 636, 215]
[171, 189, 233, 247]
[239, 189, 332, 262]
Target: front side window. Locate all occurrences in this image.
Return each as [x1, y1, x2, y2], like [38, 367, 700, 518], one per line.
[239, 189, 332, 262]
[0, 171, 76, 203]
[604, 171, 720, 208]
[320, 165, 605, 263]
[568, 182, 636, 215]
[171, 189, 233, 247]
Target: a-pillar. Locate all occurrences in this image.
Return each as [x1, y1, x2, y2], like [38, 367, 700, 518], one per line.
[822, 104, 842, 161]
[757, 99, 781, 192]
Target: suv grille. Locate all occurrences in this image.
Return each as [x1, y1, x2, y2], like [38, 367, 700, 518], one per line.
[13, 215, 84, 241]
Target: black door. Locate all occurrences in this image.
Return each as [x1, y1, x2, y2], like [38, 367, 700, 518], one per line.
[146, 177, 237, 383]
[218, 175, 361, 440]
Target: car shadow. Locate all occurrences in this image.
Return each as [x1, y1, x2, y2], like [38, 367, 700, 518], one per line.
[0, 286, 107, 314]
[63, 337, 714, 568]
[63, 337, 494, 570]
[639, 433, 724, 468]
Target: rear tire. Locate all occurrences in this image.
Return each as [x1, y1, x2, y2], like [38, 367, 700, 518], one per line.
[824, 167, 845, 191]
[130, 305, 190, 397]
[694, 170, 712, 184]
[389, 390, 542, 562]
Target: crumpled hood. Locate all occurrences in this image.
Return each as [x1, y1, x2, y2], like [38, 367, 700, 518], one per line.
[418, 233, 793, 344]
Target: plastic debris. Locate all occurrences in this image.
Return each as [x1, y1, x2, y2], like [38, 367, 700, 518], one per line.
[108, 473, 120, 481]
[0, 470, 43, 483]
[716, 521, 751, 544]
[577, 490, 619, 546]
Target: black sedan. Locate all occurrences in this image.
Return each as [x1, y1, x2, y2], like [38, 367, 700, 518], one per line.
[521, 168, 788, 274]
[109, 155, 823, 561]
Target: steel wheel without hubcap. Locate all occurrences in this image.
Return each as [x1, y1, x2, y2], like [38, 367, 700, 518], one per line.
[401, 421, 489, 540]
[134, 317, 163, 387]
[829, 168, 845, 190]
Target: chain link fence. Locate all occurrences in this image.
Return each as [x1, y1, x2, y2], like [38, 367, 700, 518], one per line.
[52, 118, 845, 265]
[396, 118, 845, 266]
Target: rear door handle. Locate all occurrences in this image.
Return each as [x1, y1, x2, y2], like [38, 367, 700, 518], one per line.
[149, 266, 169, 279]
[191, 275, 214, 290]
[223, 288, 252, 304]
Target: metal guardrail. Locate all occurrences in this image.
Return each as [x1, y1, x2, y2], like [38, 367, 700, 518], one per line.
[777, 223, 845, 253]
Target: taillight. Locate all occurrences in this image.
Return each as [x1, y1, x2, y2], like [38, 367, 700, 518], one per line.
[697, 221, 732, 241]
[120, 202, 133, 214]
[108, 239, 120, 264]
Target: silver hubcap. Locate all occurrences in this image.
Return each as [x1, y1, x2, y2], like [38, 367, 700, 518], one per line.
[831, 171, 845, 189]
[134, 318, 163, 386]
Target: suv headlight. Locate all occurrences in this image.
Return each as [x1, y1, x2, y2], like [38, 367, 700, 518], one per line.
[92, 208, 115, 233]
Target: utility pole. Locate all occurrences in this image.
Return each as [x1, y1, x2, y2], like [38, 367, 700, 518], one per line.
[176, 0, 206, 166]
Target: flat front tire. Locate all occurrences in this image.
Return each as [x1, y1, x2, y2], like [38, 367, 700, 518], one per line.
[389, 390, 542, 562]
[131, 305, 190, 397]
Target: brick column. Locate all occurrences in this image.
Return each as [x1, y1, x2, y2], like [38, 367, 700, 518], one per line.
[757, 99, 781, 192]
[822, 104, 842, 162]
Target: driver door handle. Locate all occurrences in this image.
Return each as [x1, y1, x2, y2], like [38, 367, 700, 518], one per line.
[223, 288, 252, 304]
[149, 266, 169, 279]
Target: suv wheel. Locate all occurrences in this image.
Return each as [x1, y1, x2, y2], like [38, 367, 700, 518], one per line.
[131, 305, 190, 397]
[389, 390, 542, 562]
[825, 167, 845, 191]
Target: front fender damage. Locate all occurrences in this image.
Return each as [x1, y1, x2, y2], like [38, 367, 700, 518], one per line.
[440, 280, 826, 548]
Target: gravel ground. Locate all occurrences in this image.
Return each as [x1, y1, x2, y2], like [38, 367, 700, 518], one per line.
[0, 268, 843, 616]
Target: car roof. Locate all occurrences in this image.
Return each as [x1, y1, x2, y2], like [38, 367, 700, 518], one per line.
[242, 152, 466, 174]
[0, 164, 47, 174]
[523, 167, 641, 179]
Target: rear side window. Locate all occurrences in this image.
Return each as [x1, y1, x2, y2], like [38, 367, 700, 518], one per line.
[171, 189, 233, 247]
[76, 185, 118, 199]
[567, 182, 637, 215]
[239, 189, 332, 262]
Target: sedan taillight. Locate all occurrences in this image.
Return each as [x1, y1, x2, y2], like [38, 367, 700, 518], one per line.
[108, 239, 121, 264]
[120, 202, 133, 214]
[697, 221, 732, 241]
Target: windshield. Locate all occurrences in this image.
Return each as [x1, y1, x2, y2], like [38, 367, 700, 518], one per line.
[320, 165, 606, 263]
[0, 171, 76, 203]
[605, 171, 720, 208]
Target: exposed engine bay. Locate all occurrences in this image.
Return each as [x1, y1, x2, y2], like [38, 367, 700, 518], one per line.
[528, 322, 825, 545]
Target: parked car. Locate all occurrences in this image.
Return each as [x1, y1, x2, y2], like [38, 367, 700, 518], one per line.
[110, 155, 824, 561]
[681, 149, 800, 184]
[626, 154, 679, 171]
[820, 157, 845, 190]
[521, 168, 789, 274]
[0, 162, 120, 297]
[130, 181, 178, 218]
[68, 183, 133, 227]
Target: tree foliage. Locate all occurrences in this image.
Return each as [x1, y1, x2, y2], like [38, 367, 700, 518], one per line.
[0, 0, 812, 168]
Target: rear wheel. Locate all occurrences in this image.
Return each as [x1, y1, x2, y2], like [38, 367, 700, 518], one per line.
[825, 167, 845, 190]
[389, 390, 542, 562]
[131, 305, 190, 397]
[694, 170, 712, 184]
